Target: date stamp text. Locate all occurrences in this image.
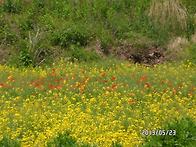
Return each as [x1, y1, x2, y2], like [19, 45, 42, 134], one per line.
[141, 130, 176, 136]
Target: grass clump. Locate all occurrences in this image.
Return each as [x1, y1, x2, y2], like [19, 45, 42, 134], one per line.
[47, 132, 77, 147]
[2, 0, 22, 14]
[149, 0, 188, 31]
[0, 136, 20, 147]
[143, 117, 196, 147]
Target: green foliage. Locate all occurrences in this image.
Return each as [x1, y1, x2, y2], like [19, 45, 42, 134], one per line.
[68, 45, 101, 62]
[188, 43, 196, 63]
[19, 13, 35, 32]
[17, 36, 53, 67]
[19, 49, 33, 67]
[47, 132, 77, 147]
[47, 131, 123, 147]
[106, 9, 130, 38]
[112, 142, 123, 147]
[0, 24, 17, 45]
[0, 136, 20, 147]
[51, 23, 91, 48]
[181, 0, 196, 14]
[47, 131, 92, 147]
[3, 0, 22, 13]
[143, 117, 196, 147]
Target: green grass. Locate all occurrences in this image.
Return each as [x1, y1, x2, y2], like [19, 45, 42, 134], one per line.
[0, 0, 195, 66]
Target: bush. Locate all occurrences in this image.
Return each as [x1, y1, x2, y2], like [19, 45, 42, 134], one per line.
[19, 49, 33, 67]
[112, 142, 123, 147]
[0, 24, 17, 45]
[47, 132, 77, 147]
[51, 23, 91, 48]
[3, 0, 22, 13]
[143, 117, 196, 147]
[0, 136, 20, 147]
[19, 13, 35, 32]
[68, 45, 101, 62]
[47, 131, 91, 147]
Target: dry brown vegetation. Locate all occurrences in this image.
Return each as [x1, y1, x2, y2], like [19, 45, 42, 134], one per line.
[149, 0, 188, 30]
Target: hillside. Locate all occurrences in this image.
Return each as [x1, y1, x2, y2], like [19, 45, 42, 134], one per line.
[0, 0, 196, 66]
[0, 1, 196, 147]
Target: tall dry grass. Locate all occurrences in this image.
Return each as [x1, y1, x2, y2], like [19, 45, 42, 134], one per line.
[149, 0, 188, 31]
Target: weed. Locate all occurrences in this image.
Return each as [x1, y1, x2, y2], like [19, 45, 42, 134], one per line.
[143, 117, 196, 147]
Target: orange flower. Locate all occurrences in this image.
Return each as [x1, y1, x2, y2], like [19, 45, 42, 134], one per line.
[7, 75, 15, 82]
[56, 85, 62, 90]
[173, 88, 177, 95]
[128, 98, 137, 104]
[139, 75, 147, 83]
[100, 72, 106, 77]
[111, 76, 116, 81]
[111, 83, 117, 89]
[0, 83, 5, 88]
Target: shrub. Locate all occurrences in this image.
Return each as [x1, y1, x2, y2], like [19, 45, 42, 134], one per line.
[47, 131, 92, 147]
[112, 142, 123, 147]
[0, 24, 17, 45]
[47, 132, 77, 147]
[68, 45, 101, 62]
[19, 12, 35, 32]
[51, 23, 91, 48]
[19, 49, 33, 67]
[3, 0, 22, 13]
[143, 117, 196, 147]
[0, 136, 20, 147]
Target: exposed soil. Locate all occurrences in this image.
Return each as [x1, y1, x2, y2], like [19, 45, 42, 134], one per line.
[112, 41, 166, 65]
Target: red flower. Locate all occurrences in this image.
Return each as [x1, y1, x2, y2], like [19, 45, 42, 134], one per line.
[111, 76, 116, 81]
[48, 84, 55, 90]
[111, 83, 117, 89]
[0, 83, 5, 88]
[139, 75, 147, 83]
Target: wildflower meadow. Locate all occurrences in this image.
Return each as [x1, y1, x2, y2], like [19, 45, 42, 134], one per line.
[0, 60, 195, 147]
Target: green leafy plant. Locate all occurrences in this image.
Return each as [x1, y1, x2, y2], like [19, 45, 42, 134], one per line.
[47, 132, 77, 147]
[143, 117, 196, 147]
[51, 24, 91, 48]
[47, 131, 92, 147]
[19, 49, 32, 67]
[3, 0, 22, 13]
[68, 45, 101, 62]
[0, 135, 20, 147]
[112, 141, 123, 147]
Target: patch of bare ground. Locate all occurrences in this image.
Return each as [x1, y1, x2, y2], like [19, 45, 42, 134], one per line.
[111, 40, 166, 66]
